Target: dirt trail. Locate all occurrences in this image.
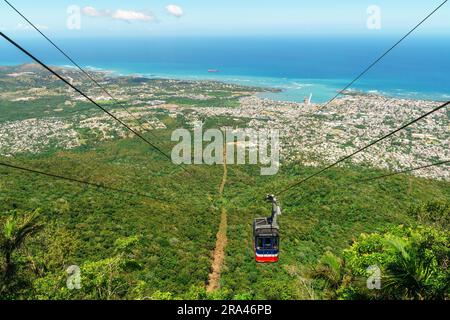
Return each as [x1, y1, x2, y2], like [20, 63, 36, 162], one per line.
[206, 147, 228, 292]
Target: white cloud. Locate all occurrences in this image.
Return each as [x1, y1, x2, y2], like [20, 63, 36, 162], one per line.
[111, 10, 153, 22]
[82, 6, 153, 22]
[82, 6, 109, 17]
[166, 4, 183, 17]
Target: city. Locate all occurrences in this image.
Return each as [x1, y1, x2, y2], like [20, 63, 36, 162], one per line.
[1, 64, 448, 180]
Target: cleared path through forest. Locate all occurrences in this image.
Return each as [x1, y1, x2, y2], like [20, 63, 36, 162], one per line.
[206, 147, 228, 292]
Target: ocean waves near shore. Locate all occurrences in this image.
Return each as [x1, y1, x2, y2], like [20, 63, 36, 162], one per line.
[2, 36, 449, 103]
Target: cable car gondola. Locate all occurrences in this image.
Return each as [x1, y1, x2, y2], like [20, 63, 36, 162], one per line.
[253, 194, 281, 263]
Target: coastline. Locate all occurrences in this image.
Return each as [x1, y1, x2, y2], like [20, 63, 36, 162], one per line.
[94, 70, 450, 104]
[3, 62, 448, 104]
[0, 63, 448, 181]
[100, 66, 450, 104]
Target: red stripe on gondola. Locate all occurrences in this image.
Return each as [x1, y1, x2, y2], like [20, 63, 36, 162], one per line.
[255, 256, 278, 263]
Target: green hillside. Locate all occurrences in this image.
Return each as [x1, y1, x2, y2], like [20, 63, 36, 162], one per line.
[0, 65, 448, 300]
[1, 119, 448, 299]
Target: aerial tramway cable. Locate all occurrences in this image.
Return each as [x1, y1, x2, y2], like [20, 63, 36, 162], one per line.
[361, 160, 450, 182]
[0, 161, 154, 199]
[1, 2, 448, 200]
[318, 0, 448, 110]
[3, 0, 171, 152]
[277, 0, 449, 194]
[0, 31, 188, 173]
[279, 100, 450, 195]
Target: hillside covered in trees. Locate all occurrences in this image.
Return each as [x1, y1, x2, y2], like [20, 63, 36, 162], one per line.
[0, 65, 449, 300]
[0, 122, 448, 299]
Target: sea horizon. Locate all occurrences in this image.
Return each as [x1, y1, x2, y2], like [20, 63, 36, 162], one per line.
[1, 36, 449, 103]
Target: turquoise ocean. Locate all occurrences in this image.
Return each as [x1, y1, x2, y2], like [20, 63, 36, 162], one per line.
[1, 36, 449, 103]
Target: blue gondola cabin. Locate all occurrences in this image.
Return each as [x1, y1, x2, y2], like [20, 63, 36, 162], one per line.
[253, 217, 279, 263]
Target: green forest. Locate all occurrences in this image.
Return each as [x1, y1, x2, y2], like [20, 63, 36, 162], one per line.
[0, 118, 448, 300]
[0, 64, 448, 300]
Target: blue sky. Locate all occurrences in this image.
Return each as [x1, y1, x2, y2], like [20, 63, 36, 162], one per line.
[0, 0, 449, 37]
